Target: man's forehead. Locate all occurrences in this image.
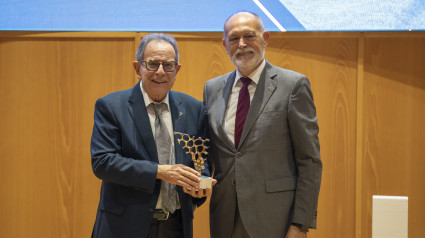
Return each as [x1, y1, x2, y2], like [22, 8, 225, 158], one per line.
[146, 40, 172, 49]
[226, 26, 260, 38]
[228, 26, 256, 33]
[144, 41, 175, 57]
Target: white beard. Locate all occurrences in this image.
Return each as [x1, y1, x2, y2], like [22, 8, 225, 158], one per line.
[231, 47, 264, 73]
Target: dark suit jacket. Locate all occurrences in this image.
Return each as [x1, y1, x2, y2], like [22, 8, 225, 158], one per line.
[204, 62, 322, 238]
[90, 83, 209, 238]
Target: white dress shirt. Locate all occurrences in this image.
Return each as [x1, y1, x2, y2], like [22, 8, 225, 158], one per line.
[224, 60, 266, 145]
[140, 82, 179, 210]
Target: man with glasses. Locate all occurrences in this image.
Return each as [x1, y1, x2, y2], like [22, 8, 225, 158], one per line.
[203, 12, 322, 238]
[91, 33, 215, 238]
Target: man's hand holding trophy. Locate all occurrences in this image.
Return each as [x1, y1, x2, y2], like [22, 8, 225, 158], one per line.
[174, 132, 215, 193]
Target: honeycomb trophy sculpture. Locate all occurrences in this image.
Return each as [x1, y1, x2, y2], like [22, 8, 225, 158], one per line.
[174, 132, 212, 188]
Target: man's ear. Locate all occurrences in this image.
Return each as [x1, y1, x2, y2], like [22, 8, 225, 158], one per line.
[222, 39, 230, 55]
[175, 64, 182, 73]
[132, 61, 142, 80]
[262, 31, 270, 47]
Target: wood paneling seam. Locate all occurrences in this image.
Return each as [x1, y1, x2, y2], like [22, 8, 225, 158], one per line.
[355, 33, 364, 238]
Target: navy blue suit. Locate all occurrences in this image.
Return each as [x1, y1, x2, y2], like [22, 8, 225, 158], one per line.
[90, 83, 209, 238]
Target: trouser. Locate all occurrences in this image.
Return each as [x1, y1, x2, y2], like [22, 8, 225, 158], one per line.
[231, 202, 250, 238]
[148, 209, 183, 238]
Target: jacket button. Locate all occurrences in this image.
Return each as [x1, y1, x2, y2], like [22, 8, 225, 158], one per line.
[232, 180, 236, 185]
[236, 152, 242, 157]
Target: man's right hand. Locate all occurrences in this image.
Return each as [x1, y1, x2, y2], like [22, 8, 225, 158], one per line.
[157, 164, 201, 189]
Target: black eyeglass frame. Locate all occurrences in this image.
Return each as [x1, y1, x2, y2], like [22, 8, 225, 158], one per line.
[140, 60, 178, 72]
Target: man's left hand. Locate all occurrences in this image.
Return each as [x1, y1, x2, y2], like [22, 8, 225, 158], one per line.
[286, 225, 307, 238]
[183, 179, 217, 198]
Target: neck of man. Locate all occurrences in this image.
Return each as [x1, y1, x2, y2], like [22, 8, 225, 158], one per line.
[237, 59, 264, 77]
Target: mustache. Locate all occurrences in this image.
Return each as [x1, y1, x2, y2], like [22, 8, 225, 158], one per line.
[233, 47, 255, 56]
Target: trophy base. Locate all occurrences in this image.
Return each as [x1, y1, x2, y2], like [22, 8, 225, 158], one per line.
[200, 176, 212, 189]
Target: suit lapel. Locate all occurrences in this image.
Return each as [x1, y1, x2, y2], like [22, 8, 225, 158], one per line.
[216, 72, 236, 127]
[128, 83, 158, 163]
[216, 72, 237, 150]
[169, 91, 185, 164]
[239, 62, 277, 148]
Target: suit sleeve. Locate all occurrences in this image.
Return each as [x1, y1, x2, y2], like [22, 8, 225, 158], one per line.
[90, 98, 158, 194]
[199, 103, 210, 177]
[192, 100, 211, 207]
[288, 76, 322, 228]
[202, 81, 214, 178]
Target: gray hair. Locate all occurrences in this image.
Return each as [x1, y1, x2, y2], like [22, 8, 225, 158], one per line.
[136, 33, 179, 63]
[223, 11, 265, 37]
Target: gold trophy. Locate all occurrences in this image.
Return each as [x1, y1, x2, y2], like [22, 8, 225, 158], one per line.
[174, 132, 212, 189]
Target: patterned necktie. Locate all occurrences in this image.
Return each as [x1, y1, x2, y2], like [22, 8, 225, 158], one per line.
[235, 77, 251, 149]
[152, 103, 178, 213]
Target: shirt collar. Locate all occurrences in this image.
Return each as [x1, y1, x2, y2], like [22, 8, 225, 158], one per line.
[234, 59, 266, 86]
[139, 81, 170, 110]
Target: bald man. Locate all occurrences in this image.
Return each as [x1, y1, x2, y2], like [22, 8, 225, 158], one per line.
[203, 12, 322, 238]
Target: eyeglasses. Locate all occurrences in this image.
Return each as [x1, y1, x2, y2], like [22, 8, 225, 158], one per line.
[140, 60, 178, 72]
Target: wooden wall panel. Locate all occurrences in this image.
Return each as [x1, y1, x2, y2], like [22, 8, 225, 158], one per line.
[0, 37, 136, 237]
[173, 34, 234, 100]
[267, 36, 358, 238]
[362, 36, 425, 238]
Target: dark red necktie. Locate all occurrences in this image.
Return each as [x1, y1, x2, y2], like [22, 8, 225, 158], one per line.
[235, 77, 251, 149]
